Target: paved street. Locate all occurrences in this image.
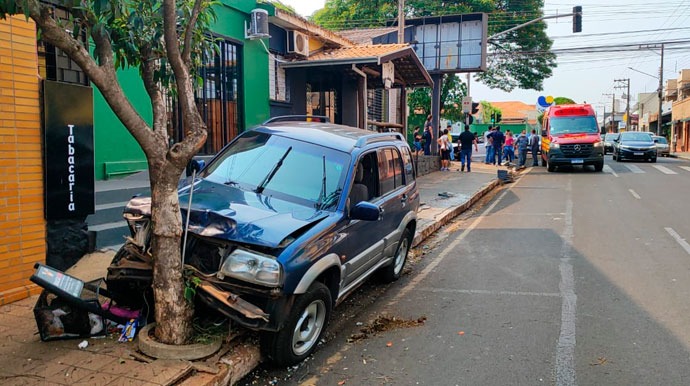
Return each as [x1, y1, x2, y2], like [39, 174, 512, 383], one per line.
[242, 155, 690, 385]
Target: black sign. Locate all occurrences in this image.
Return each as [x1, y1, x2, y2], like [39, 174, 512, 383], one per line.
[44, 80, 95, 219]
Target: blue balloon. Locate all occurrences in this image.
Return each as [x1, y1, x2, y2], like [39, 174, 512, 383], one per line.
[537, 96, 548, 107]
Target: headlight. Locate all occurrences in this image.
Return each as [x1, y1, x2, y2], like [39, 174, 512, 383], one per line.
[218, 249, 282, 286]
[593, 141, 603, 148]
[550, 142, 560, 149]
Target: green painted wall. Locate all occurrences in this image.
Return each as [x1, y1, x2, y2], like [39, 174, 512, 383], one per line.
[212, 2, 271, 128]
[93, 68, 150, 181]
[92, 1, 271, 180]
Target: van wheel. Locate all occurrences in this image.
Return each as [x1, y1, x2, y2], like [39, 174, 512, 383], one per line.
[260, 282, 331, 367]
[547, 160, 555, 172]
[379, 229, 411, 283]
[594, 161, 604, 172]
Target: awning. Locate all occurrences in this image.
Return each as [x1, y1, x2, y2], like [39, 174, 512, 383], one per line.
[280, 44, 433, 88]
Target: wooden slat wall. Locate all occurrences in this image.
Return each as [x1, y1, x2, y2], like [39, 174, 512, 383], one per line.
[0, 16, 45, 305]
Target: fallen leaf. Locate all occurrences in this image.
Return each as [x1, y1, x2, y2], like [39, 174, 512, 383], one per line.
[458, 331, 465, 336]
[386, 342, 393, 347]
[338, 381, 346, 385]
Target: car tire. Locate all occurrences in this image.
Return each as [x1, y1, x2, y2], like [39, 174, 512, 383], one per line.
[651, 157, 657, 163]
[260, 282, 332, 366]
[547, 159, 555, 172]
[379, 228, 412, 283]
[616, 153, 621, 162]
[594, 161, 604, 172]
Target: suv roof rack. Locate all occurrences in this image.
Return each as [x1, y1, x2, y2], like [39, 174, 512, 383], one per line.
[354, 132, 404, 148]
[263, 115, 331, 125]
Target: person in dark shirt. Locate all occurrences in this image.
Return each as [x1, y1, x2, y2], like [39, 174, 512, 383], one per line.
[458, 124, 478, 172]
[491, 126, 505, 165]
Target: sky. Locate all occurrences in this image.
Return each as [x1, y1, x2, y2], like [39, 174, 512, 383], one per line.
[280, 0, 690, 118]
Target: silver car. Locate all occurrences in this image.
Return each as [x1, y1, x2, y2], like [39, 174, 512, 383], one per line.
[653, 136, 670, 157]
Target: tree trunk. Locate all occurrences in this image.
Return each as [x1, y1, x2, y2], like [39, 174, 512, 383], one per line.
[150, 165, 193, 344]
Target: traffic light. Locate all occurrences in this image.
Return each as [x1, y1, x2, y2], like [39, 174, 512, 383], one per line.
[491, 112, 495, 124]
[496, 112, 502, 123]
[573, 6, 582, 33]
[471, 102, 479, 115]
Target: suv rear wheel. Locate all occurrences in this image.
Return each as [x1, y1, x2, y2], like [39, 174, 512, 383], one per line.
[379, 228, 411, 283]
[260, 282, 332, 366]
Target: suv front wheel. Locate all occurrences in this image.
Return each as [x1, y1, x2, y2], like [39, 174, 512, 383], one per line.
[260, 282, 332, 366]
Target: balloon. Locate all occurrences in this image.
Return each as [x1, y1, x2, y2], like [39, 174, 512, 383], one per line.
[537, 96, 547, 107]
[546, 96, 554, 104]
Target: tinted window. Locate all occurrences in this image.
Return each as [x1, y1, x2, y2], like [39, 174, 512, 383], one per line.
[203, 131, 350, 208]
[378, 148, 403, 195]
[401, 147, 415, 182]
[654, 136, 668, 144]
[549, 116, 598, 135]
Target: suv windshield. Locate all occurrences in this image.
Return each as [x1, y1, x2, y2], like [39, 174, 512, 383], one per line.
[202, 131, 350, 209]
[604, 133, 617, 141]
[653, 136, 668, 144]
[620, 132, 653, 142]
[550, 116, 599, 135]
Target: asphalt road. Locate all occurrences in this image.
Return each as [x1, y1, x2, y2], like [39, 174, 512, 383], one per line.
[241, 155, 690, 386]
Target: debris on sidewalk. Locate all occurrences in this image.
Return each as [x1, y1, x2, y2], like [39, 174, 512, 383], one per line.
[437, 191, 454, 198]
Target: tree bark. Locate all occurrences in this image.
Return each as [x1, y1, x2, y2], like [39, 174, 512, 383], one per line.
[150, 161, 193, 344]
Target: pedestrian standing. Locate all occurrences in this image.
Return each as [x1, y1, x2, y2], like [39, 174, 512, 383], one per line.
[484, 126, 494, 164]
[492, 126, 505, 165]
[447, 125, 455, 162]
[413, 126, 422, 156]
[422, 120, 432, 155]
[438, 128, 451, 171]
[503, 130, 515, 165]
[459, 124, 478, 172]
[515, 129, 529, 168]
[529, 129, 540, 166]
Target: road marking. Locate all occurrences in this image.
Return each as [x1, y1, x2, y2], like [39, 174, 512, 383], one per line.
[625, 164, 645, 173]
[603, 165, 618, 177]
[95, 201, 129, 211]
[652, 165, 677, 174]
[556, 180, 577, 386]
[665, 228, 690, 256]
[679, 166, 690, 173]
[628, 189, 641, 200]
[418, 287, 560, 297]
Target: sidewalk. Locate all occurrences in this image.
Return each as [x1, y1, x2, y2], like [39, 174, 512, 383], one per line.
[0, 161, 510, 386]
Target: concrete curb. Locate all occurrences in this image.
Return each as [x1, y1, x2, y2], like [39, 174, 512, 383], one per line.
[412, 178, 500, 248]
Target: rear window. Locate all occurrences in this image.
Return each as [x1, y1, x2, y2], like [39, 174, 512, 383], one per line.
[549, 116, 598, 135]
[654, 136, 668, 144]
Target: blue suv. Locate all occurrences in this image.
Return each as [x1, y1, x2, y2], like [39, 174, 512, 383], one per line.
[110, 117, 420, 366]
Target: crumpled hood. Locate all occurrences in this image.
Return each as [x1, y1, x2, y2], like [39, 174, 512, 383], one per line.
[178, 179, 328, 248]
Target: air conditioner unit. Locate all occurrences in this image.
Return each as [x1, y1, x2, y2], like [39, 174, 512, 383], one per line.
[245, 9, 270, 40]
[287, 31, 309, 57]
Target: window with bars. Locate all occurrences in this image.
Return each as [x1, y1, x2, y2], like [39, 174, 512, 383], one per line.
[269, 55, 289, 102]
[170, 38, 243, 155]
[37, 6, 89, 86]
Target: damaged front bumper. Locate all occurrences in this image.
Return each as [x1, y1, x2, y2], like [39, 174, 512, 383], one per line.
[193, 276, 293, 332]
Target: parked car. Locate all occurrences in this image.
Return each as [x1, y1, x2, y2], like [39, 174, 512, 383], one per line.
[107, 116, 420, 366]
[603, 133, 617, 154]
[653, 135, 670, 157]
[612, 131, 657, 162]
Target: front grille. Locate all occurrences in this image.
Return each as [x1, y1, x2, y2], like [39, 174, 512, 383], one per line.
[561, 143, 593, 157]
[185, 237, 236, 274]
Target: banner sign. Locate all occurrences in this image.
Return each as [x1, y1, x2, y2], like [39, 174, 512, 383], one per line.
[44, 80, 95, 220]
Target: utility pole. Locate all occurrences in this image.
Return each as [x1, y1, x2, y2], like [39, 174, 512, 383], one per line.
[602, 93, 614, 132]
[614, 79, 630, 130]
[397, 0, 405, 44]
[657, 43, 664, 135]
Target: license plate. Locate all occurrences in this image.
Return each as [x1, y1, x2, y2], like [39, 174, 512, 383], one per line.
[571, 159, 583, 164]
[633, 152, 643, 156]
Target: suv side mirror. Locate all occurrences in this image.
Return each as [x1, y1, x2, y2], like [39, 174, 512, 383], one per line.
[350, 201, 381, 221]
[186, 159, 206, 177]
